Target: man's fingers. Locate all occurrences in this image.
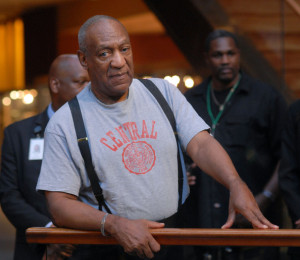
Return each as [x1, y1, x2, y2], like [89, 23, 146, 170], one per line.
[145, 221, 162, 258]
[222, 208, 235, 229]
[243, 209, 278, 229]
[136, 249, 150, 260]
[142, 244, 154, 259]
[148, 235, 161, 253]
[228, 179, 279, 230]
[114, 218, 162, 258]
[142, 222, 161, 258]
[142, 238, 160, 259]
[254, 212, 279, 229]
[249, 215, 268, 229]
[146, 220, 165, 229]
[133, 237, 159, 259]
[238, 206, 266, 229]
[250, 207, 279, 229]
[187, 173, 196, 185]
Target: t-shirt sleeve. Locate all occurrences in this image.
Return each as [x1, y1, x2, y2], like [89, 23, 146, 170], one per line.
[36, 129, 81, 196]
[174, 88, 210, 149]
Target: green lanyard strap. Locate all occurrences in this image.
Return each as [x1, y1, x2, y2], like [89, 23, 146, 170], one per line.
[206, 75, 241, 135]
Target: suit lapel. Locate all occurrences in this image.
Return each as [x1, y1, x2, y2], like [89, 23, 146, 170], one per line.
[32, 109, 49, 137]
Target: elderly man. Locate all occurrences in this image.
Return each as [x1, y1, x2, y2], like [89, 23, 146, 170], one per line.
[0, 54, 89, 260]
[37, 16, 278, 260]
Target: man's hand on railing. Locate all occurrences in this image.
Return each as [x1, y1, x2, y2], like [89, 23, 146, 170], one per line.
[221, 179, 279, 229]
[233, 191, 273, 228]
[105, 215, 165, 259]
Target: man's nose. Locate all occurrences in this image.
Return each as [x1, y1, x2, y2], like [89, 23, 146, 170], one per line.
[221, 54, 229, 64]
[111, 51, 126, 68]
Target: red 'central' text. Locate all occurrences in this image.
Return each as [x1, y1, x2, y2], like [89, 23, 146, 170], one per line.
[100, 120, 157, 151]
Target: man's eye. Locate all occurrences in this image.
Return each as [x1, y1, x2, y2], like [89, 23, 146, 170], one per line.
[99, 51, 109, 57]
[212, 53, 222, 58]
[121, 47, 130, 52]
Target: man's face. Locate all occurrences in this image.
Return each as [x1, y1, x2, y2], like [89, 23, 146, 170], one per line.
[206, 37, 240, 85]
[58, 61, 90, 105]
[80, 19, 134, 104]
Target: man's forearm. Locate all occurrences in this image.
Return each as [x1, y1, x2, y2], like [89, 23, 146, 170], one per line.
[45, 191, 105, 231]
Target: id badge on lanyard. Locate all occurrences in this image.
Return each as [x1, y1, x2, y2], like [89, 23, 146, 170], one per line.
[28, 138, 44, 160]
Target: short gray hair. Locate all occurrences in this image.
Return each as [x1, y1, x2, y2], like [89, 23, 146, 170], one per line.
[78, 15, 122, 54]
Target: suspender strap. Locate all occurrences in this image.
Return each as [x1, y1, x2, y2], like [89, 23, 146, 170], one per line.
[138, 79, 184, 209]
[68, 97, 111, 213]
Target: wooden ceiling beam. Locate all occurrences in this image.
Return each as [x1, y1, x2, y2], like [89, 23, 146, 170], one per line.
[228, 15, 300, 33]
[143, 0, 213, 73]
[217, 0, 294, 15]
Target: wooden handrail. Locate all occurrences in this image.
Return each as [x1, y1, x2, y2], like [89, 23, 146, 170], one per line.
[26, 227, 300, 247]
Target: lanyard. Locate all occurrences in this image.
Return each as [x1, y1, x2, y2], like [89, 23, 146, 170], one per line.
[206, 75, 241, 135]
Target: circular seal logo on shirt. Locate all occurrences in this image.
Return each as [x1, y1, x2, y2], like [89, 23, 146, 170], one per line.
[122, 141, 156, 175]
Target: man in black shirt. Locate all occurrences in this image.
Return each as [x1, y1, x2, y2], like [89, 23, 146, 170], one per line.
[279, 100, 300, 260]
[185, 29, 287, 260]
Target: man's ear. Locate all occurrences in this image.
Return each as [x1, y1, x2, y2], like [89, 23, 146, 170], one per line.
[77, 50, 88, 70]
[49, 77, 60, 94]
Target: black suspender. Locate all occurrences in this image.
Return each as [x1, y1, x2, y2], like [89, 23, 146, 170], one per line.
[68, 79, 184, 212]
[138, 79, 184, 208]
[69, 97, 112, 213]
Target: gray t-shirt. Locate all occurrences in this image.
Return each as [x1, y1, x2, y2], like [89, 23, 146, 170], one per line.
[37, 78, 209, 221]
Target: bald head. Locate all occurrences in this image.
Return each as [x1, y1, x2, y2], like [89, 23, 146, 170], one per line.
[78, 15, 128, 54]
[48, 54, 90, 111]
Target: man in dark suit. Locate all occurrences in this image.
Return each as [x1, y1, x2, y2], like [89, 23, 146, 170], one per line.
[0, 54, 89, 260]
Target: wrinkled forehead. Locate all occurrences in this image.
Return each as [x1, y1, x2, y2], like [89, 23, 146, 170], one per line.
[86, 19, 129, 46]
